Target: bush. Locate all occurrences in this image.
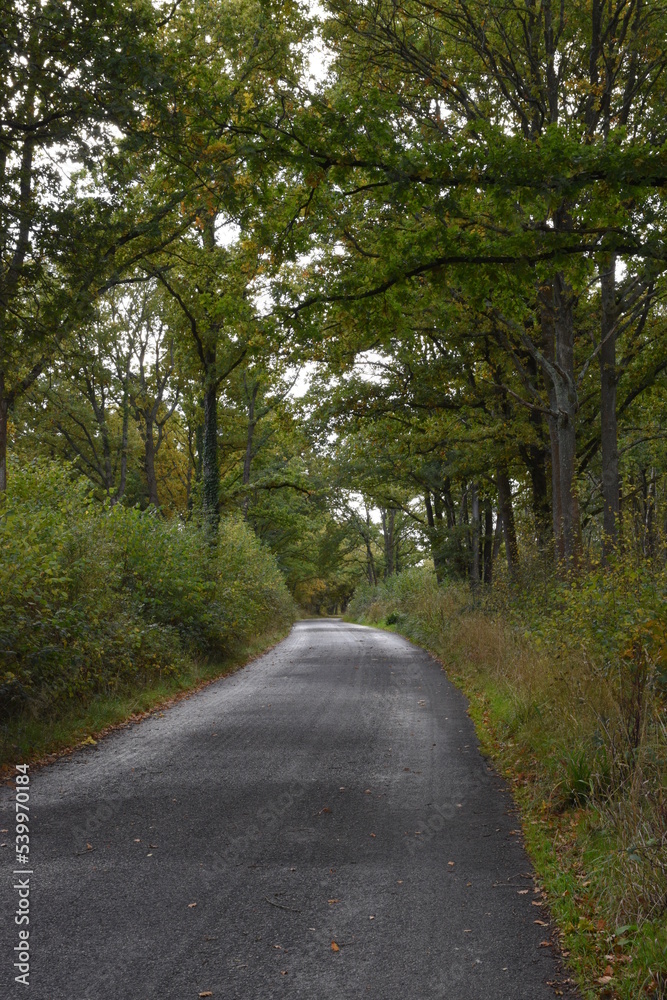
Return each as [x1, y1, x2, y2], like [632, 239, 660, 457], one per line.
[0, 460, 296, 715]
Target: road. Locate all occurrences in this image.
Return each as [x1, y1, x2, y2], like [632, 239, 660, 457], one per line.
[0, 619, 577, 999]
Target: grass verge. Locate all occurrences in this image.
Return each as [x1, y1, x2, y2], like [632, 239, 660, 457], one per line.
[0, 624, 292, 776]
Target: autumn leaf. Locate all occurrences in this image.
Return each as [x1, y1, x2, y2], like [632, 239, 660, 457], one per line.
[188, 902, 197, 908]
[199, 992, 213, 997]
[331, 941, 340, 952]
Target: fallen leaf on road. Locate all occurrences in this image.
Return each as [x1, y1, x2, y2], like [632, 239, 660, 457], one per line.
[447, 861, 455, 867]
[86, 843, 93, 851]
[133, 838, 141, 843]
[518, 889, 529, 894]
[534, 920, 548, 926]
[280, 970, 288, 976]
[364, 789, 371, 794]
[539, 940, 552, 947]
[331, 941, 340, 952]
[370, 832, 376, 838]
[199, 992, 212, 997]
[318, 807, 331, 815]
[531, 900, 544, 906]
[188, 902, 197, 908]
[328, 899, 339, 905]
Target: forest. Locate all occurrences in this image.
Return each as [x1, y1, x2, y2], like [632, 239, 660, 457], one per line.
[1, 1, 666, 996]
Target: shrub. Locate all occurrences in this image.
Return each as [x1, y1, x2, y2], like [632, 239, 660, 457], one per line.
[0, 460, 296, 716]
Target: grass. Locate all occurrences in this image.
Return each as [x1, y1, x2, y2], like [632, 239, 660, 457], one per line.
[348, 570, 667, 1000]
[0, 624, 292, 775]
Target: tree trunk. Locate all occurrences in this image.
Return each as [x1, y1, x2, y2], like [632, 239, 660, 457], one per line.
[366, 542, 377, 585]
[539, 275, 581, 569]
[469, 482, 480, 591]
[425, 492, 446, 583]
[144, 416, 159, 507]
[493, 509, 503, 561]
[202, 375, 219, 531]
[600, 253, 619, 559]
[242, 381, 258, 520]
[496, 467, 519, 576]
[381, 508, 396, 578]
[113, 386, 130, 506]
[483, 500, 494, 586]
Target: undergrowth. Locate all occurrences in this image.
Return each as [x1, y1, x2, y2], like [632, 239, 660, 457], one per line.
[348, 565, 667, 1000]
[0, 460, 297, 760]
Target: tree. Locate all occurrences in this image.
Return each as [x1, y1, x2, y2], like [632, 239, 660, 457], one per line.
[0, 0, 177, 490]
[276, 0, 667, 570]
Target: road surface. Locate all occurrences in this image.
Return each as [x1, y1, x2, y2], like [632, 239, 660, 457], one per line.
[1, 619, 577, 999]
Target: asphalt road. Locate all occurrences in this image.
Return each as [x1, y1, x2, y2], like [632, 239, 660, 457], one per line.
[1, 619, 577, 999]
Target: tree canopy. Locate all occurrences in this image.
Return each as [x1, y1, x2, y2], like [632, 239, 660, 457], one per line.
[3, 0, 667, 601]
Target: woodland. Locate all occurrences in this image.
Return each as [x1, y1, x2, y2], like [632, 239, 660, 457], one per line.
[1, 1, 666, 996]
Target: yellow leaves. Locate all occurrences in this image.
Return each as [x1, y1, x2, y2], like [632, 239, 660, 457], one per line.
[330, 941, 340, 952]
[305, 168, 326, 189]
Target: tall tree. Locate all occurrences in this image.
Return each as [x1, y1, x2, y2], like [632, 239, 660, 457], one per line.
[0, 0, 178, 490]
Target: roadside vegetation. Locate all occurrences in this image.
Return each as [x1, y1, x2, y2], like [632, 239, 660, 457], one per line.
[349, 566, 667, 1000]
[0, 460, 296, 767]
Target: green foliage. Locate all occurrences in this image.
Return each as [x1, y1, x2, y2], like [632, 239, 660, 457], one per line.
[0, 460, 295, 716]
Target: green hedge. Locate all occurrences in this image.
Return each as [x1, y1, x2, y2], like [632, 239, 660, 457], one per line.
[0, 461, 296, 715]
